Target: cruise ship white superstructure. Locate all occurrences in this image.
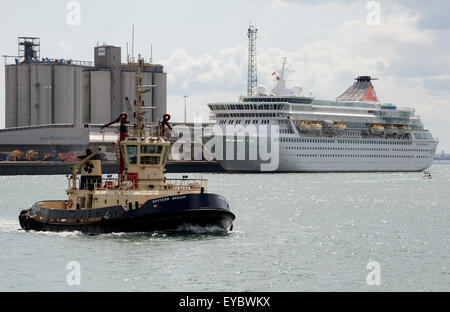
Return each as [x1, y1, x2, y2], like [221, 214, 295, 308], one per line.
[206, 63, 438, 172]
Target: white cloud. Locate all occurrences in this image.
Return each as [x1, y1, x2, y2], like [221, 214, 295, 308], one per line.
[56, 40, 73, 53]
[161, 46, 248, 95]
[162, 4, 450, 151]
[266, 0, 297, 14]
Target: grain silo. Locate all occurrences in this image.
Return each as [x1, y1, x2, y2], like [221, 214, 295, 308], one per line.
[121, 71, 135, 119]
[2, 38, 172, 163]
[81, 70, 91, 124]
[141, 71, 153, 123]
[54, 65, 75, 124]
[17, 65, 31, 127]
[152, 72, 167, 122]
[30, 64, 52, 125]
[94, 45, 121, 120]
[90, 70, 111, 124]
[73, 67, 83, 127]
[4, 39, 167, 130]
[5, 65, 18, 128]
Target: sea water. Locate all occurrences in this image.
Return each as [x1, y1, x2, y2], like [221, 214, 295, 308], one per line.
[0, 165, 449, 291]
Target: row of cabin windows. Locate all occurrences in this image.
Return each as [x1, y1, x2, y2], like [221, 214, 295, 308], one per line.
[209, 104, 284, 111]
[294, 154, 416, 159]
[218, 120, 271, 125]
[243, 97, 312, 104]
[287, 146, 389, 151]
[284, 146, 433, 153]
[279, 138, 413, 145]
[393, 148, 433, 152]
[215, 113, 279, 118]
[414, 133, 433, 140]
[126, 145, 169, 165]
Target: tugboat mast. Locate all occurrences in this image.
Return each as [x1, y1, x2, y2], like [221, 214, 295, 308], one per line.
[132, 55, 155, 137]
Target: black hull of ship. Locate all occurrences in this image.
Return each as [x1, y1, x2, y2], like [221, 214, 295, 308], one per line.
[19, 193, 235, 235]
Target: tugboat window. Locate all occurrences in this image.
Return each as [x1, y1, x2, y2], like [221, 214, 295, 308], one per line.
[162, 146, 169, 163]
[141, 145, 163, 154]
[127, 145, 138, 164]
[141, 156, 161, 165]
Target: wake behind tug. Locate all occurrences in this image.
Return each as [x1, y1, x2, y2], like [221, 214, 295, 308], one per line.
[18, 57, 235, 235]
[19, 192, 234, 234]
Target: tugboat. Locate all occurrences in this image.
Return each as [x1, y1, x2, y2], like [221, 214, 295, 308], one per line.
[19, 57, 235, 235]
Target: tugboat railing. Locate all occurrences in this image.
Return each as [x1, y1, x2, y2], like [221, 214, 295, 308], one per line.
[67, 176, 208, 193]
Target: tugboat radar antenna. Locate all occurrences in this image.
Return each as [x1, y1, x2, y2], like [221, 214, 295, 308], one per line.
[150, 43, 153, 64]
[247, 23, 258, 96]
[131, 55, 156, 137]
[132, 25, 135, 61]
[134, 56, 145, 137]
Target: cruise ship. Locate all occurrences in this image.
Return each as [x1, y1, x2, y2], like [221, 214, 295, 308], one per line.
[205, 60, 438, 172]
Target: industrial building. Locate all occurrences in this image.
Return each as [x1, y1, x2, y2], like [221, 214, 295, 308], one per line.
[4, 37, 167, 128]
[1, 37, 167, 160]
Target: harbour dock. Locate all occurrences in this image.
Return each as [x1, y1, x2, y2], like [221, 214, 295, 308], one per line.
[0, 160, 224, 176]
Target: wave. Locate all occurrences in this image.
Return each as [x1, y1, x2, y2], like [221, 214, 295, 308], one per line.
[0, 218, 232, 239]
[106, 224, 231, 238]
[175, 224, 230, 234]
[98, 224, 233, 241]
[0, 219, 84, 238]
[0, 219, 22, 234]
[30, 230, 84, 238]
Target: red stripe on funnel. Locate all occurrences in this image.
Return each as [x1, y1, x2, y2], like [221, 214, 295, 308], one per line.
[361, 85, 379, 101]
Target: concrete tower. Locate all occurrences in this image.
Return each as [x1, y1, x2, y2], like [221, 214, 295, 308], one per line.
[94, 45, 122, 120]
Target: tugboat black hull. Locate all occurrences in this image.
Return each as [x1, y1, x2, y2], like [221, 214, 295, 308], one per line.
[19, 193, 235, 235]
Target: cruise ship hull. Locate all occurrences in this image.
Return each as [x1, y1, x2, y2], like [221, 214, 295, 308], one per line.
[218, 159, 434, 173]
[19, 193, 235, 234]
[213, 135, 438, 173]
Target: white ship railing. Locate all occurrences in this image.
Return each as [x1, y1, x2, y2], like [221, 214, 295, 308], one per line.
[67, 176, 208, 193]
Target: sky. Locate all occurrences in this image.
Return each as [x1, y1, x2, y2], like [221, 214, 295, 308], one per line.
[1, 0, 449, 151]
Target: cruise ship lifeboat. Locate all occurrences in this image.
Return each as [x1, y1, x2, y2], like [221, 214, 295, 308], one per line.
[384, 125, 398, 135]
[310, 121, 322, 132]
[296, 121, 311, 132]
[332, 122, 346, 133]
[397, 125, 411, 134]
[369, 124, 384, 135]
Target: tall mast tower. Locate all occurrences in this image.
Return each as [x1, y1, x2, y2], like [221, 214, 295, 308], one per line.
[132, 55, 154, 137]
[280, 57, 287, 80]
[247, 24, 258, 96]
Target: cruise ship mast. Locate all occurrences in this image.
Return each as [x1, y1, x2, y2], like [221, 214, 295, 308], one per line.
[280, 57, 287, 81]
[270, 57, 302, 97]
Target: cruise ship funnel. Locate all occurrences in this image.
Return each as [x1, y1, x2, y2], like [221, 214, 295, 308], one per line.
[336, 76, 379, 102]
